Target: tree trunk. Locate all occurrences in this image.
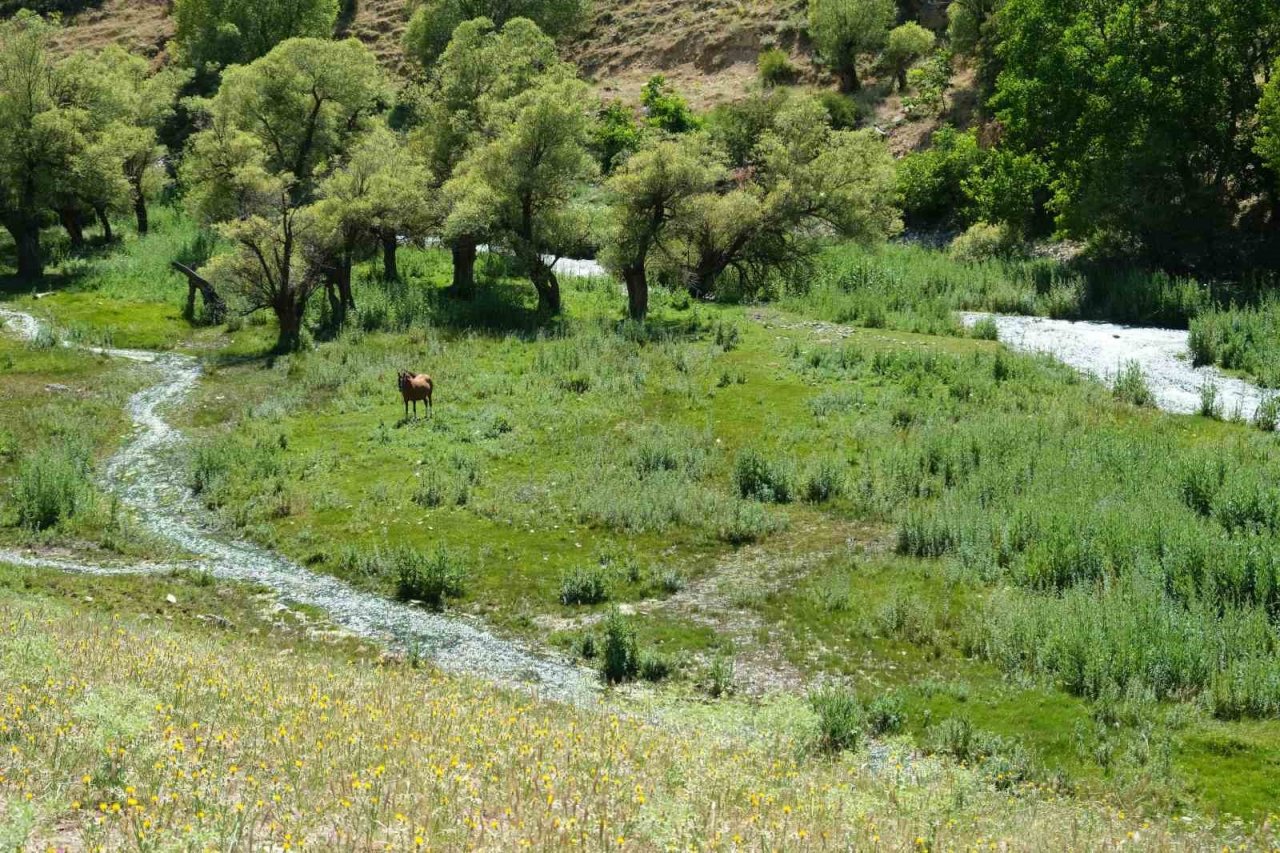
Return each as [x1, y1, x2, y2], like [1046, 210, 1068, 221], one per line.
[172, 262, 227, 323]
[530, 262, 561, 314]
[381, 231, 398, 281]
[448, 238, 477, 299]
[6, 218, 42, 280]
[96, 206, 114, 242]
[623, 264, 648, 321]
[274, 295, 303, 352]
[58, 207, 86, 251]
[324, 280, 342, 323]
[337, 255, 355, 310]
[838, 61, 861, 93]
[133, 190, 149, 236]
[896, 66, 908, 91]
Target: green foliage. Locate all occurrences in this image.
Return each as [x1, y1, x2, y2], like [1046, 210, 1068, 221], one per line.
[815, 91, 859, 130]
[172, 0, 338, 73]
[559, 565, 610, 605]
[182, 37, 388, 350]
[402, 0, 589, 68]
[1188, 300, 1280, 387]
[705, 91, 787, 168]
[809, 685, 862, 753]
[590, 101, 644, 174]
[733, 448, 794, 504]
[1111, 361, 1154, 408]
[13, 446, 91, 531]
[802, 459, 843, 503]
[601, 608, 639, 683]
[806, 0, 895, 91]
[895, 126, 984, 229]
[864, 692, 906, 736]
[391, 546, 468, 609]
[757, 48, 798, 87]
[884, 22, 936, 90]
[992, 0, 1280, 268]
[948, 222, 1020, 263]
[901, 49, 951, 116]
[640, 75, 700, 134]
[1260, 62, 1280, 188]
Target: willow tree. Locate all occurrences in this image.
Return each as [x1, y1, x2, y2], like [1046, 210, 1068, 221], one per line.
[443, 75, 597, 314]
[182, 38, 387, 350]
[673, 96, 900, 296]
[410, 17, 565, 298]
[0, 13, 87, 278]
[60, 46, 190, 235]
[602, 135, 723, 320]
[310, 125, 434, 320]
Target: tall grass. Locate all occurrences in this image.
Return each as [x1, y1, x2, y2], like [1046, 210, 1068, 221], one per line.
[12, 445, 91, 530]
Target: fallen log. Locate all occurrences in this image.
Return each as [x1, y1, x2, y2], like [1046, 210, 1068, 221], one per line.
[171, 261, 227, 323]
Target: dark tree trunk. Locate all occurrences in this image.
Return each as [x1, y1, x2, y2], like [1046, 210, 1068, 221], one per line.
[838, 61, 861, 93]
[337, 255, 355, 310]
[274, 295, 303, 352]
[172, 262, 227, 324]
[58, 208, 86, 250]
[381, 231, 398, 281]
[324, 280, 342, 322]
[623, 264, 648, 321]
[896, 66, 908, 91]
[95, 206, 114, 242]
[6, 218, 42, 280]
[530, 262, 561, 314]
[448, 238, 477, 299]
[134, 191, 149, 236]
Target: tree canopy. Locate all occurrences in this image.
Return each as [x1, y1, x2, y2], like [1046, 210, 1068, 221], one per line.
[173, 0, 339, 76]
[807, 0, 895, 92]
[403, 0, 588, 68]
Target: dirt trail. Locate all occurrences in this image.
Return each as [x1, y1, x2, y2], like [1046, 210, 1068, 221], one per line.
[0, 306, 596, 704]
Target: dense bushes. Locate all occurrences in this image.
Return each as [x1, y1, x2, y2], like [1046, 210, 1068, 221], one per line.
[13, 446, 92, 531]
[391, 546, 468, 609]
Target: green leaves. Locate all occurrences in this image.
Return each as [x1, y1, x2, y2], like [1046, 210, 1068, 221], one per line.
[173, 0, 339, 73]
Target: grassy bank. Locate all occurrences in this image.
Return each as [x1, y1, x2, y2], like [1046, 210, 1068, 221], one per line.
[2, 569, 1272, 851]
[8, 212, 1280, 826]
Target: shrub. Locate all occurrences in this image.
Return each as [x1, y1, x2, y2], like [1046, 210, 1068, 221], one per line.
[949, 222, 1020, 263]
[1198, 382, 1222, 419]
[559, 565, 610, 605]
[601, 608, 639, 683]
[809, 685, 862, 753]
[715, 500, 787, 544]
[391, 546, 467, 609]
[969, 316, 999, 341]
[733, 449, 794, 503]
[654, 568, 685, 594]
[1111, 361, 1155, 407]
[802, 459, 844, 503]
[14, 447, 90, 531]
[865, 692, 907, 736]
[758, 48, 797, 86]
[637, 650, 672, 682]
[896, 126, 985, 228]
[1256, 395, 1280, 432]
[816, 91, 859, 129]
[704, 655, 735, 698]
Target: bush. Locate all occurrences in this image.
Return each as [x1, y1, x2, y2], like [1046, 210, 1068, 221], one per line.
[601, 609, 639, 683]
[1255, 394, 1280, 432]
[865, 692, 907, 736]
[802, 459, 844, 503]
[640, 75, 700, 134]
[896, 126, 985, 228]
[704, 655, 735, 698]
[809, 685, 862, 753]
[637, 650, 672, 682]
[758, 48, 798, 86]
[948, 222, 1020, 263]
[969, 316, 999, 341]
[715, 500, 787, 544]
[1198, 382, 1222, 419]
[392, 546, 467, 609]
[733, 449, 794, 503]
[559, 565, 610, 605]
[1112, 361, 1155, 407]
[817, 91, 860, 129]
[14, 447, 90, 531]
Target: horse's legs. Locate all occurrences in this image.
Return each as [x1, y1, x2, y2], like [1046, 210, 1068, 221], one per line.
[413, 399, 418, 419]
[404, 399, 408, 420]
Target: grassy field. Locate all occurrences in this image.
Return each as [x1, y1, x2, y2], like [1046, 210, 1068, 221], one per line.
[3, 566, 1275, 851]
[6, 211, 1280, 839]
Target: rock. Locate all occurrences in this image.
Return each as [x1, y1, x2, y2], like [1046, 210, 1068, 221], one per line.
[165, 593, 177, 605]
[44, 383, 71, 393]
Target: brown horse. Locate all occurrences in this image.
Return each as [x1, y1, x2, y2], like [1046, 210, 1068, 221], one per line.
[398, 371, 433, 419]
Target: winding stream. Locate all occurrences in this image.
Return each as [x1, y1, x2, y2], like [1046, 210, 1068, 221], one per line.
[962, 312, 1273, 419]
[0, 307, 595, 704]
